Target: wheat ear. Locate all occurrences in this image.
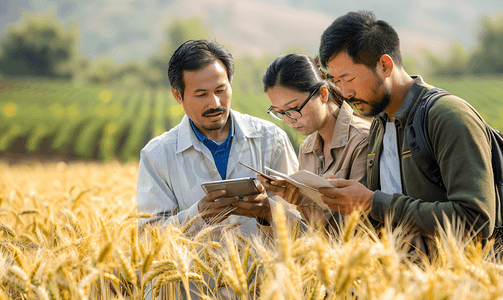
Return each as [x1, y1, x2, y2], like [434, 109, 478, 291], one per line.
[181, 215, 200, 234]
[193, 256, 214, 277]
[246, 260, 260, 283]
[130, 225, 139, 266]
[342, 209, 360, 243]
[275, 202, 291, 260]
[97, 242, 113, 264]
[3, 265, 29, 293]
[77, 268, 100, 297]
[6, 243, 27, 270]
[115, 249, 136, 284]
[141, 252, 153, 275]
[194, 226, 219, 243]
[227, 236, 248, 297]
[142, 260, 176, 284]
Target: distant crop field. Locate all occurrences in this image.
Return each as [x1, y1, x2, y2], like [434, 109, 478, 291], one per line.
[0, 76, 502, 161]
[0, 161, 502, 299]
[430, 75, 503, 132]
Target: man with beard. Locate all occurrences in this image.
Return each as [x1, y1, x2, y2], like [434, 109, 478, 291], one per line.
[316, 11, 498, 248]
[136, 40, 299, 234]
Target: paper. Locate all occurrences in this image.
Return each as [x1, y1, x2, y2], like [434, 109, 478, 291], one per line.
[263, 166, 331, 210]
[239, 162, 276, 181]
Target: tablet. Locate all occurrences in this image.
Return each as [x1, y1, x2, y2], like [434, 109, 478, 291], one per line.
[201, 177, 260, 198]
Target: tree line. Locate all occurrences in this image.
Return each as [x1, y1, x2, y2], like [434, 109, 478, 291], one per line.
[0, 11, 502, 88]
[426, 14, 503, 77]
[0, 11, 281, 93]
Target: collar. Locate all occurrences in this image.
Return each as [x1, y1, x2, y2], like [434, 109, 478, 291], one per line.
[301, 101, 354, 154]
[378, 75, 432, 126]
[231, 110, 262, 139]
[189, 112, 234, 148]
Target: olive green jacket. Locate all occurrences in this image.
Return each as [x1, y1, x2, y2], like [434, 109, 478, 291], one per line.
[367, 76, 497, 239]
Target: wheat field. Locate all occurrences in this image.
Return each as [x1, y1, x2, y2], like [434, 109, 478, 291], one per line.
[1, 160, 503, 300]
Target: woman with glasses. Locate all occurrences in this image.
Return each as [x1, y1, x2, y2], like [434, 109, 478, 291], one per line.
[257, 52, 371, 229]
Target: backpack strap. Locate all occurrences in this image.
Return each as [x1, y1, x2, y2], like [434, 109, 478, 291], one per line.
[406, 88, 451, 188]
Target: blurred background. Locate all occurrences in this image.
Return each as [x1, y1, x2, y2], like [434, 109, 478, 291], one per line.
[0, 0, 502, 163]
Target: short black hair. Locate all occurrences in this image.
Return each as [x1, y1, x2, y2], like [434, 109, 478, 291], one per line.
[263, 52, 343, 106]
[319, 11, 402, 70]
[168, 40, 234, 98]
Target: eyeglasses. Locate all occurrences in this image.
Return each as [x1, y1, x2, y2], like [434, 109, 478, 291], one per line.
[267, 86, 320, 121]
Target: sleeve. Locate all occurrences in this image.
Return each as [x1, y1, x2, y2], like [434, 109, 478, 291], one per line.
[136, 146, 197, 228]
[260, 127, 302, 229]
[370, 96, 496, 238]
[270, 127, 299, 175]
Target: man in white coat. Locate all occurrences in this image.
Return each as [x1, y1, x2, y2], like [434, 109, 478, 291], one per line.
[136, 40, 299, 235]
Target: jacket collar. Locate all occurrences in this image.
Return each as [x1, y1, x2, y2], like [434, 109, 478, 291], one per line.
[301, 101, 354, 154]
[378, 75, 431, 126]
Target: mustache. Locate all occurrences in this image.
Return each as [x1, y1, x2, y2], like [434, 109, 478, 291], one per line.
[202, 107, 227, 117]
[345, 98, 368, 105]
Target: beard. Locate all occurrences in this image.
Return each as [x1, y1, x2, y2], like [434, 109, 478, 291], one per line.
[202, 122, 226, 131]
[366, 86, 391, 117]
[201, 107, 228, 131]
[349, 76, 391, 117]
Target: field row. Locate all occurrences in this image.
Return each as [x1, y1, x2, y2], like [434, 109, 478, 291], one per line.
[0, 77, 502, 161]
[0, 80, 301, 161]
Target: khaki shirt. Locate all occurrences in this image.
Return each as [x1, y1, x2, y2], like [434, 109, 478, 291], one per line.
[298, 101, 371, 183]
[296, 101, 371, 229]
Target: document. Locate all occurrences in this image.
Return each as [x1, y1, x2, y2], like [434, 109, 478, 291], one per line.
[264, 167, 331, 210]
[239, 162, 331, 209]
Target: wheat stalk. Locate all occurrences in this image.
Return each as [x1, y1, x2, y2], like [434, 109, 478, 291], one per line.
[2, 162, 503, 300]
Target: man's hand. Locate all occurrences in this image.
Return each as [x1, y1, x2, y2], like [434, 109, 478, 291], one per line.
[197, 190, 240, 223]
[231, 183, 272, 223]
[256, 174, 286, 196]
[317, 178, 374, 215]
[256, 175, 304, 205]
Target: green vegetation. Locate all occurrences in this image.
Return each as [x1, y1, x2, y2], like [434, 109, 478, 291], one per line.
[0, 10, 80, 79]
[0, 77, 304, 161]
[427, 13, 503, 77]
[428, 75, 503, 132]
[1, 75, 502, 161]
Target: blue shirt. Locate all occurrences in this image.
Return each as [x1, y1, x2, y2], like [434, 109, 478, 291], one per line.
[190, 114, 234, 180]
